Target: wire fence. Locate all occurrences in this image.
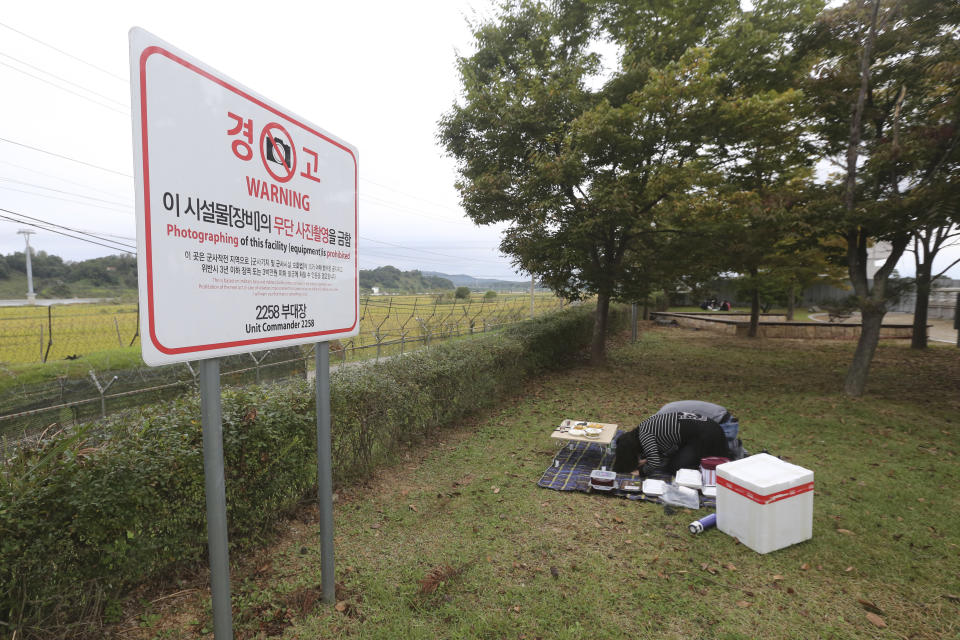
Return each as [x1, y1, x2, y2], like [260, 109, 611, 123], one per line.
[0, 293, 568, 444]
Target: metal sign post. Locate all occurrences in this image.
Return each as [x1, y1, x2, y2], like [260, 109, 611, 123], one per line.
[129, 28, 359, 637]
[199, 358, 233, 638]
[314, 342, 335, 602]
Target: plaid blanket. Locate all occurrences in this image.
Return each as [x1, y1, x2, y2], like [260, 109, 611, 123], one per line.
[538, 438, 716, 509]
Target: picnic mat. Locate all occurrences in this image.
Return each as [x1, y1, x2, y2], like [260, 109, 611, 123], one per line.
[538, 438, 717, 509]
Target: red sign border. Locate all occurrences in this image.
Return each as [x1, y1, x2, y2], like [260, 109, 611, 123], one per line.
[138, 45, 358, 356]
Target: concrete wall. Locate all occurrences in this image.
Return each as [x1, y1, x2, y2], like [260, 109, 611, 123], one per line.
[651, 312, 915, 340]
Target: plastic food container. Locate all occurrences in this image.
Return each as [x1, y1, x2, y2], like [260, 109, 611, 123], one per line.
[716, 453, 813, 554]
[674, 468, 703, 490]
[699, 457, 730, 487]
[589, 469, 617, 491]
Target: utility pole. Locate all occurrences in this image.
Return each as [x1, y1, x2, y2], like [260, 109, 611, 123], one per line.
[17, 229, 36, 304]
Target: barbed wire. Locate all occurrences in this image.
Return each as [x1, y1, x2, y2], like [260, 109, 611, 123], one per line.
[0, 294, 568, 444]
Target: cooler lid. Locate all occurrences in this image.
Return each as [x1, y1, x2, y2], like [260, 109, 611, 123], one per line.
[716, 453, 812, 495]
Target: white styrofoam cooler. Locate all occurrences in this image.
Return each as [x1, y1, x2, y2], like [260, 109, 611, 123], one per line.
[716, 453, 813, 554]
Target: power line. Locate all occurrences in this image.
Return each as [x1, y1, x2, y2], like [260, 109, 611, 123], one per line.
[0, 20, 127, 83]
[361, 192, 475, 225]
[0, 176, 133, 208]
[0, 209, 135, 255]
[361, 176, 464, 214]
[0, 159, 132, 199]
[0, 184, 134, 214]
[360, 235, 507, 265]
[0, 51, 128, 107]
[0, 208, 136, 250]
[0, 58, 129, 115]
[0, 137, 133, 178]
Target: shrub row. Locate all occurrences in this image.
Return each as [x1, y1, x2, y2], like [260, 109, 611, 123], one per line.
[0, 305, 625, 636]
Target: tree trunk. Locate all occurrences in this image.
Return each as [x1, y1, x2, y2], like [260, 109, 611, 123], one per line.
[911, 265, 931, 349]
[844, 306, 885, 396]
[591, 292, 610, 365]
[748, 268, 759, 338]
[787, 280, 797, 321]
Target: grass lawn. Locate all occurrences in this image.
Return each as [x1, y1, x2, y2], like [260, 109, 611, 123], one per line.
[117, 325, 959, 640]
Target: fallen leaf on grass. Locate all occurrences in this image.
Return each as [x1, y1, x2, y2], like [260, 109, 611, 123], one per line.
[866, 612, 887, 628]
[419, 565, 460, 594]
[370, 523, 381, 529]
[492, 487, 500, 494]
[836, 528, 855, 535]
[857, 598, 883, 615]
[736, 601, 752, 608]
[943, 594, 959, 602]
[335, 601, 347, 612]
[772, 574, 785, 581]
[844, 566, 854, 572]
[801, 563, 810, 571]
[408, 504, 418, 512]
[725, 563, 737, 571]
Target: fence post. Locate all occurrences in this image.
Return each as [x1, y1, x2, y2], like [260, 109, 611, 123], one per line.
[129, 303, 141, 347]
[89, 370, 118, 419]
[114, 317, 123, 346]
[248, 351, 271, 384]
[39, 323, 44, 363]
[185, 362, 200, 389]
[43, 305, 53, 363]
[954, 292, 959, 348]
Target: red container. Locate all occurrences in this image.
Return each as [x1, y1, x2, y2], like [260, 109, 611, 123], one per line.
[699, 457, 730, 487]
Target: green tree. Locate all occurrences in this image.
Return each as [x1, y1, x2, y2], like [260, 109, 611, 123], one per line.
[802, 0, 960, 392]
[440, 0, 740, 363]
[455, 286, 471, 299]
[705, 0, 825, 335]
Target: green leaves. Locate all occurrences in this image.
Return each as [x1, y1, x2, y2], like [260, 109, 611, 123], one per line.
[0, 306, 623, 632]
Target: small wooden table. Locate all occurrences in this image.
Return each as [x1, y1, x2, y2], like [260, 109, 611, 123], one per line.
[550, 419, 619, 448]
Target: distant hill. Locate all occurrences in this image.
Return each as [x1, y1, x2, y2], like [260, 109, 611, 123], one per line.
[359, 266, 453, 293]
[0, 251, 137, 299]
[422, 271, 534, 292]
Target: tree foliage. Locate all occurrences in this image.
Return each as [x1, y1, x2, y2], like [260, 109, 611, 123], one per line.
[441, 0, 750, 362]
[358, 265, 454, 293]
[801, 0, 960, 392]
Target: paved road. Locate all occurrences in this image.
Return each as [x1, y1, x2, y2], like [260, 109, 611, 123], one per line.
[810, 311, 957, 345]
[0, 298, 114, 307]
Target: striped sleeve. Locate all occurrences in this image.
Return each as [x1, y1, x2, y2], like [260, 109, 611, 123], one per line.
[636, 413, 683, 475]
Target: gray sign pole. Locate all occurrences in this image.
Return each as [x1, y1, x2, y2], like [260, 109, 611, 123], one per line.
[315, 342, 336, 603]
[199, 358, 234, 639]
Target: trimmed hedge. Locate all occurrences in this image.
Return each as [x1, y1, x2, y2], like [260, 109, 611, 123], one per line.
[0, 305, 625, 635]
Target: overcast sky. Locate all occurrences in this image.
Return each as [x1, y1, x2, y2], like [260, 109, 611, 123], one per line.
[1, 0, 957, 282]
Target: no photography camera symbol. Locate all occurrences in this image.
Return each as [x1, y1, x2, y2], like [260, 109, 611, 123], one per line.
[260, 123, 297, 183]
